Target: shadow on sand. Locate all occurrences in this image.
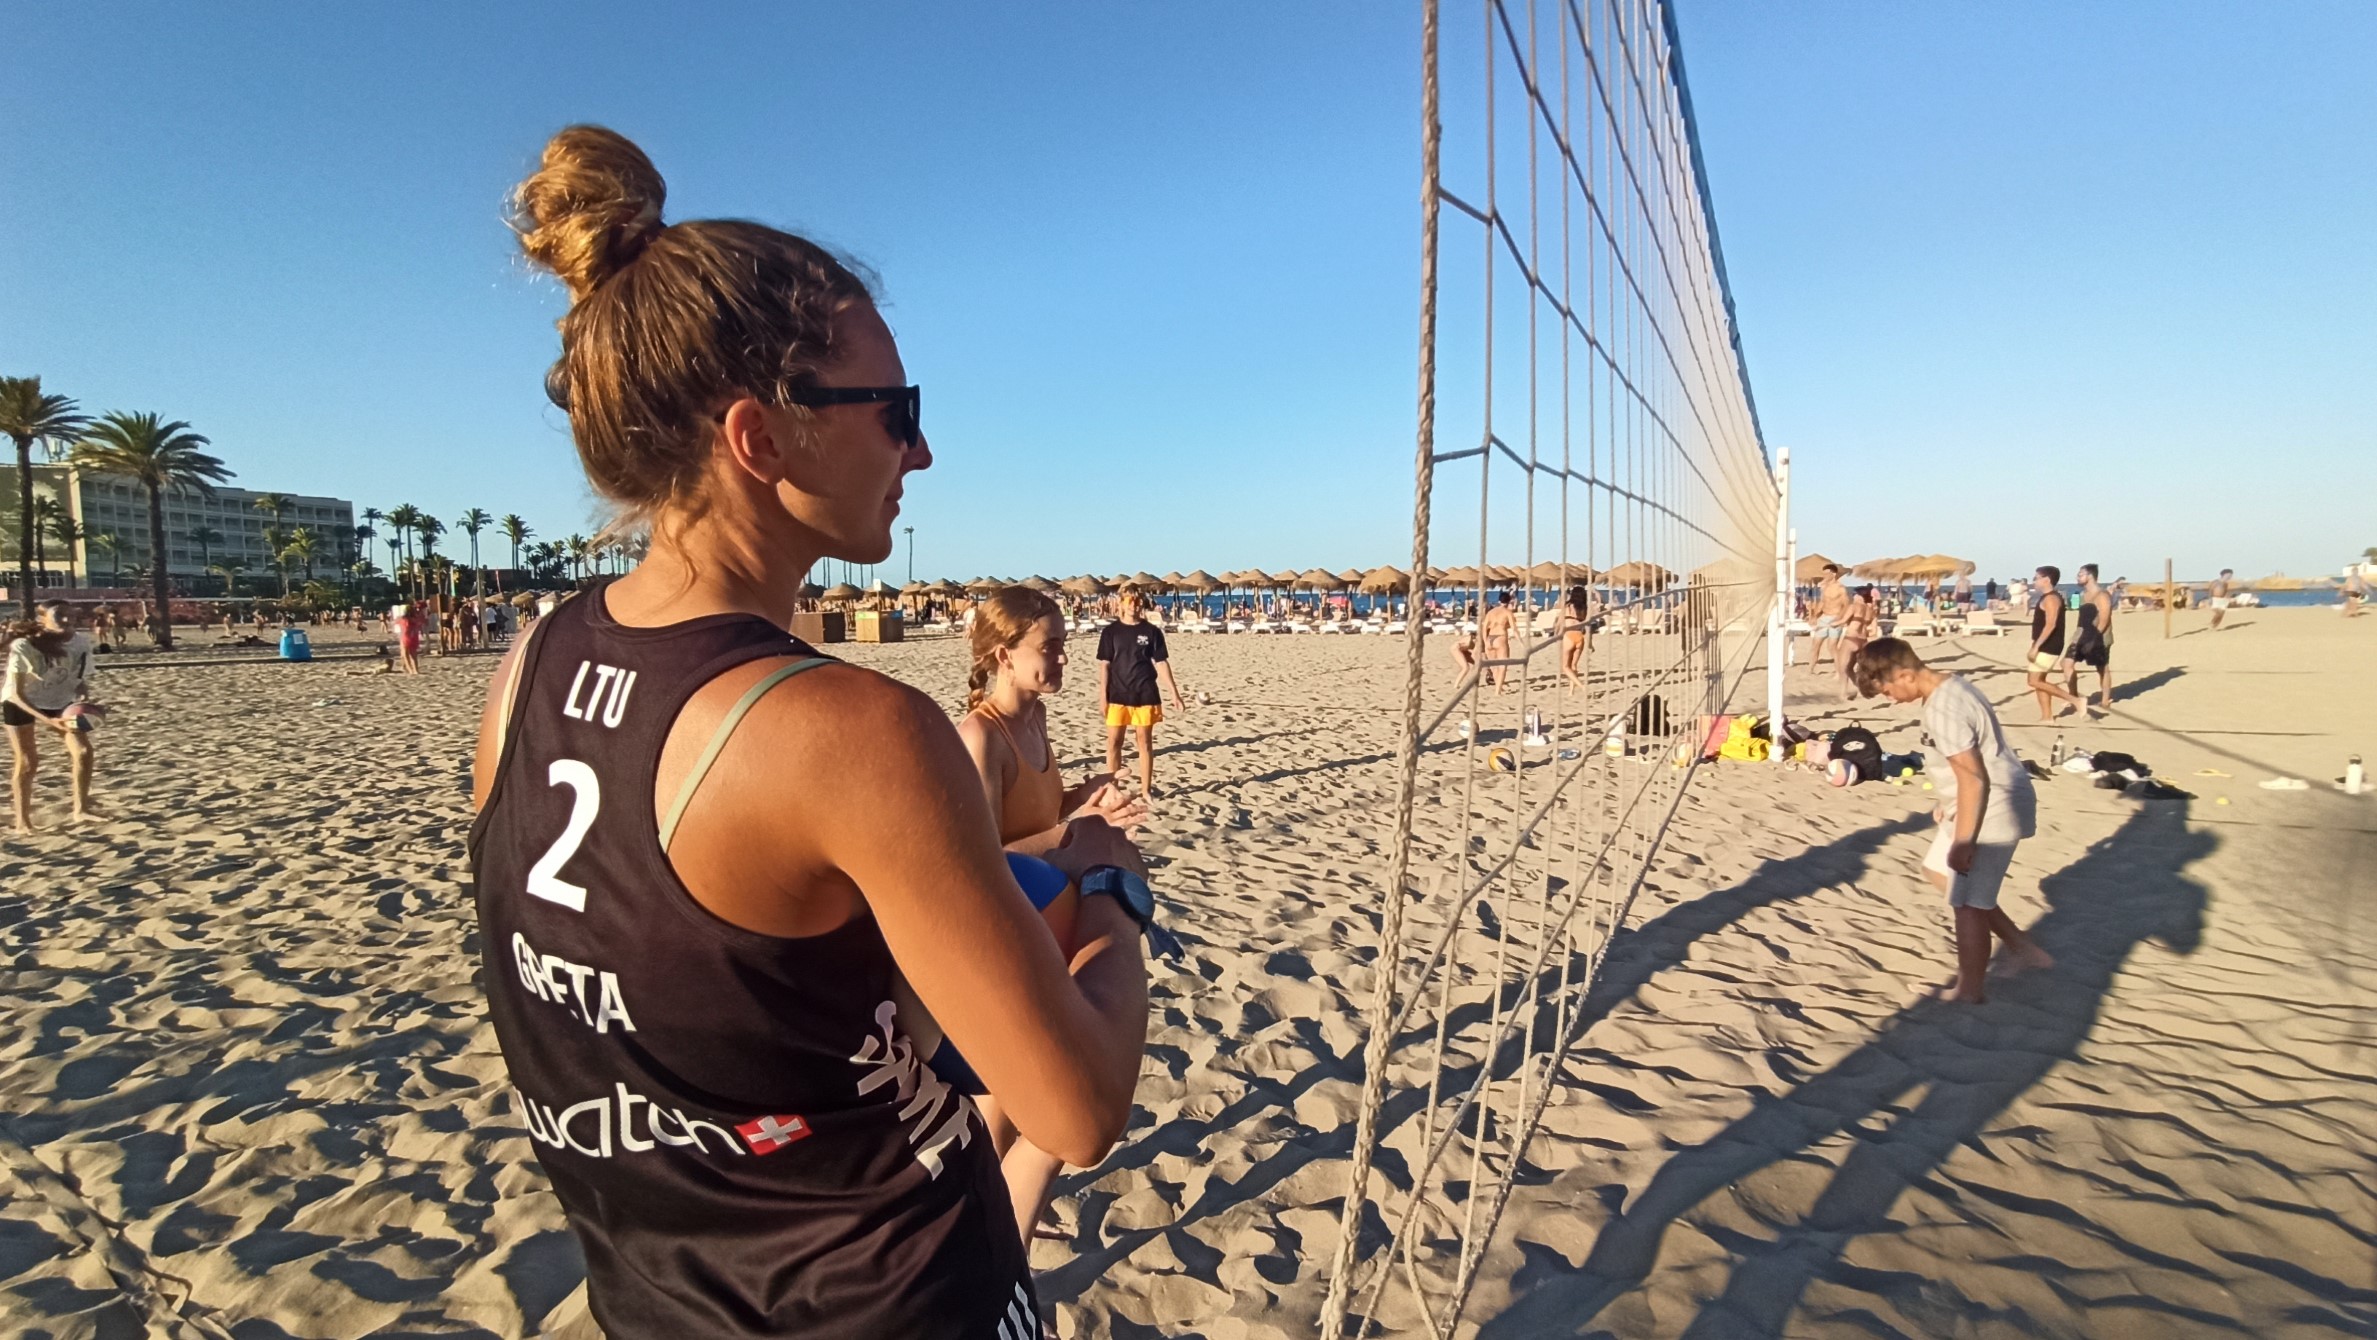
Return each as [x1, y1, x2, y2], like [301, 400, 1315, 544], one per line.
[1483, 801, 2213, 1339]
[1035, 811, 1934, 1310]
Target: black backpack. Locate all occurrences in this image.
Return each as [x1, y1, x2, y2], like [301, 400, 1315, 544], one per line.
[1829, 726, 1884, 782]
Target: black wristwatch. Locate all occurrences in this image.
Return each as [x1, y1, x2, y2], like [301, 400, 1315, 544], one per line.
[1079, 866, 1184, 961]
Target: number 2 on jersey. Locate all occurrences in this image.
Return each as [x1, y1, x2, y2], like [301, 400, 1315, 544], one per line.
[527, 759, 600, 912]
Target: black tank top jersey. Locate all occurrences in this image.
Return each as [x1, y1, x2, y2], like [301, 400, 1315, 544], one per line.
[468, 587, 1034, 1339]
[2032, 598, 2066, 655]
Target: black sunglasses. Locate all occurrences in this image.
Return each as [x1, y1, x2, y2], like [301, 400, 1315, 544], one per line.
[778, 385, 922, 449]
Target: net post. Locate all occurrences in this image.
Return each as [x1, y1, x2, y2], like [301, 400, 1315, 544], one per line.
[2165, 557, 2174, 639]
[1766, 445, 1790, 756]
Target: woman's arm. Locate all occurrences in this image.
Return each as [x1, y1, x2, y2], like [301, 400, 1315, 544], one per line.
[679, 668, 1149, 1167]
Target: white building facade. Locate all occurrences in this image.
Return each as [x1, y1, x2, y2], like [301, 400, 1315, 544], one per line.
[7, 464, 357, 586]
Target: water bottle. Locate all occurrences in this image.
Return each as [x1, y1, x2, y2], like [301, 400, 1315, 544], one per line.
[2349, 756, 2366, 795]
[2051, 735, 2066, 767]
[1603, 716, 1626, 757]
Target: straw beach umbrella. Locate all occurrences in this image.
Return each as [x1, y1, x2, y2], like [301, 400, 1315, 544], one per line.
[964, 576, 1003, 595]
[1128, 571, 1164, 591]
[1296, 568, 1347, 591]
[822, 582, 863, 604]
[1603, 560, 1674, 591]
[1358, 565, 1409, 593]
[1020, 575, 1059, 592]
[1059, 575, 1107, 597]
[1178, 570, 1223, 592]
[1435, 565, 1481, 587]
[1793, 553, 1841, 582]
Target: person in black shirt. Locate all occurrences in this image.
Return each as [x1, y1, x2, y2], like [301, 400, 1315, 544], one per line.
[472, 125, 1155, 1339]
[2023, 565, 2088, 722]
[1097, 589, 1188, 798]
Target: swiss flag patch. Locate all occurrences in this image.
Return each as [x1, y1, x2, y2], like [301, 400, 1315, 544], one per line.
[735, 1113, 813, 1155]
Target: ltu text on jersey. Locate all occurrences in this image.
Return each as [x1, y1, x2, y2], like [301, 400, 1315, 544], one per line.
[560, 660, 637, 728]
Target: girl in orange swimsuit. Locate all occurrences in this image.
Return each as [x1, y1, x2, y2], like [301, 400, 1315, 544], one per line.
[954, 585, 1147, 1245]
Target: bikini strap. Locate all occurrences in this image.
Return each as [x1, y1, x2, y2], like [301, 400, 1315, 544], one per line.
[659, 656, 834, 852]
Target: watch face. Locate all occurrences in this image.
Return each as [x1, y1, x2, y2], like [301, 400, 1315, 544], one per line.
[1118, 871, 1157, 920]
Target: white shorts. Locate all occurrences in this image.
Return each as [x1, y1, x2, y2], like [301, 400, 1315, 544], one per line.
[1924, 829, 2019, 910]
[2209, 597, 2231, 610]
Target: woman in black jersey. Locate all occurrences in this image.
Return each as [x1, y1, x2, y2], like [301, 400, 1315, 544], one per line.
[469, 126, 1154, 1339]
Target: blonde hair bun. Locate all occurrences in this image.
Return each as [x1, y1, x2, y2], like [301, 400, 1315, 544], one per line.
[511, 125, 669, 300]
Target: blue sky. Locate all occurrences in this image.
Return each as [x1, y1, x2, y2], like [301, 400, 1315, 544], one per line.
[3, 2, 2368, 583]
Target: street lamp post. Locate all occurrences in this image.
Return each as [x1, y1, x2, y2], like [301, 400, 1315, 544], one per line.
[904, 526, 915, 583]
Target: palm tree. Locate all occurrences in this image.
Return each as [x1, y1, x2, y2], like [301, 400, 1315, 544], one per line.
[0, 376, 90, 613]
[71, 412, 232, 648]
[189, 524, 224, 577]
[385, 504, 421, 586]
[209, 557, 247, 596]
[566, 533, 590, 584]
[261, 523, 290, 596]
[500, 514, 532, 580]
[90, 531, 123, 586]
[458, 507, 492, 602]
[47, 508, 82, 588]
[251, 493, 290, 590]
[414, 515, 445, 598]
[361, 506, 385, 545]
[284, 527, 319, 586]
[30, 495, 61, 582]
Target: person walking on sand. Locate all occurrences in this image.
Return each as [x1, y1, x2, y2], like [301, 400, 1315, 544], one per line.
[955, 585, 1149, 1248]
[2345, 567, 2368, 618]
[392, 603, 423, 675]
[2064, 564, 2116, 709]
[472, 125, 1159, 1338]
[2208, 568, 2235, 631]
[2023, 566, 2088, 721]
[1098, 588, 1187, 797]
[6, 601, 102, 831]
[1557, 584, 1594, 690]
[1478, 590, 1517, 693]
[1811, 564, 1850, 670]
[1852, 637, 2052, 1004]
[1837, 585, 1878, 701]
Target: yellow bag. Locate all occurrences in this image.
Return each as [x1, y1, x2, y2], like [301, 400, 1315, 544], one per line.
[1718, 714, 1770, 763]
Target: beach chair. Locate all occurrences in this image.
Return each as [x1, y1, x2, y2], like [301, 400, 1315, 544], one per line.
[1961, 609, 2006, 636]
[1893, 612, 1937, 638]
[1225, 618, 1250, 634]
[1383, 619, 1409, 635]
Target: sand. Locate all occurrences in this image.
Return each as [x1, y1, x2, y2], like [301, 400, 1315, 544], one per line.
[0, 606, 2369, 1337]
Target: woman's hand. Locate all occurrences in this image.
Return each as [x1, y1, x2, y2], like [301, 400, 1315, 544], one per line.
[1043, 814, 1147, 881]
[1072, 783, 1149, 832]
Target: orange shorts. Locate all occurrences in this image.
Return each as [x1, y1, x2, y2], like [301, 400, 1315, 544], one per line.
[1105, 703, 1163, 729]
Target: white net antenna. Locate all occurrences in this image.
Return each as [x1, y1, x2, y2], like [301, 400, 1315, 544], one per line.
[1321, 0, 1781, 1334]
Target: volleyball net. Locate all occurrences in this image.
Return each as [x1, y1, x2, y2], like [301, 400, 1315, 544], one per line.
[1320, 0, 1781, 1334]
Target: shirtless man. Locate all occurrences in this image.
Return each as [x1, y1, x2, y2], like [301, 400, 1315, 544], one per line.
[1811, 564, 1850, 669]
[2064, 564, 2115, 709]
[2208, 568, 2234, 631]
[1478, 591, 1517, 694]
[2024, 566, 2089, 722]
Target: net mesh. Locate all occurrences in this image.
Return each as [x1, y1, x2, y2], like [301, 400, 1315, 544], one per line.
[1320, 0, 1779, 1334]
